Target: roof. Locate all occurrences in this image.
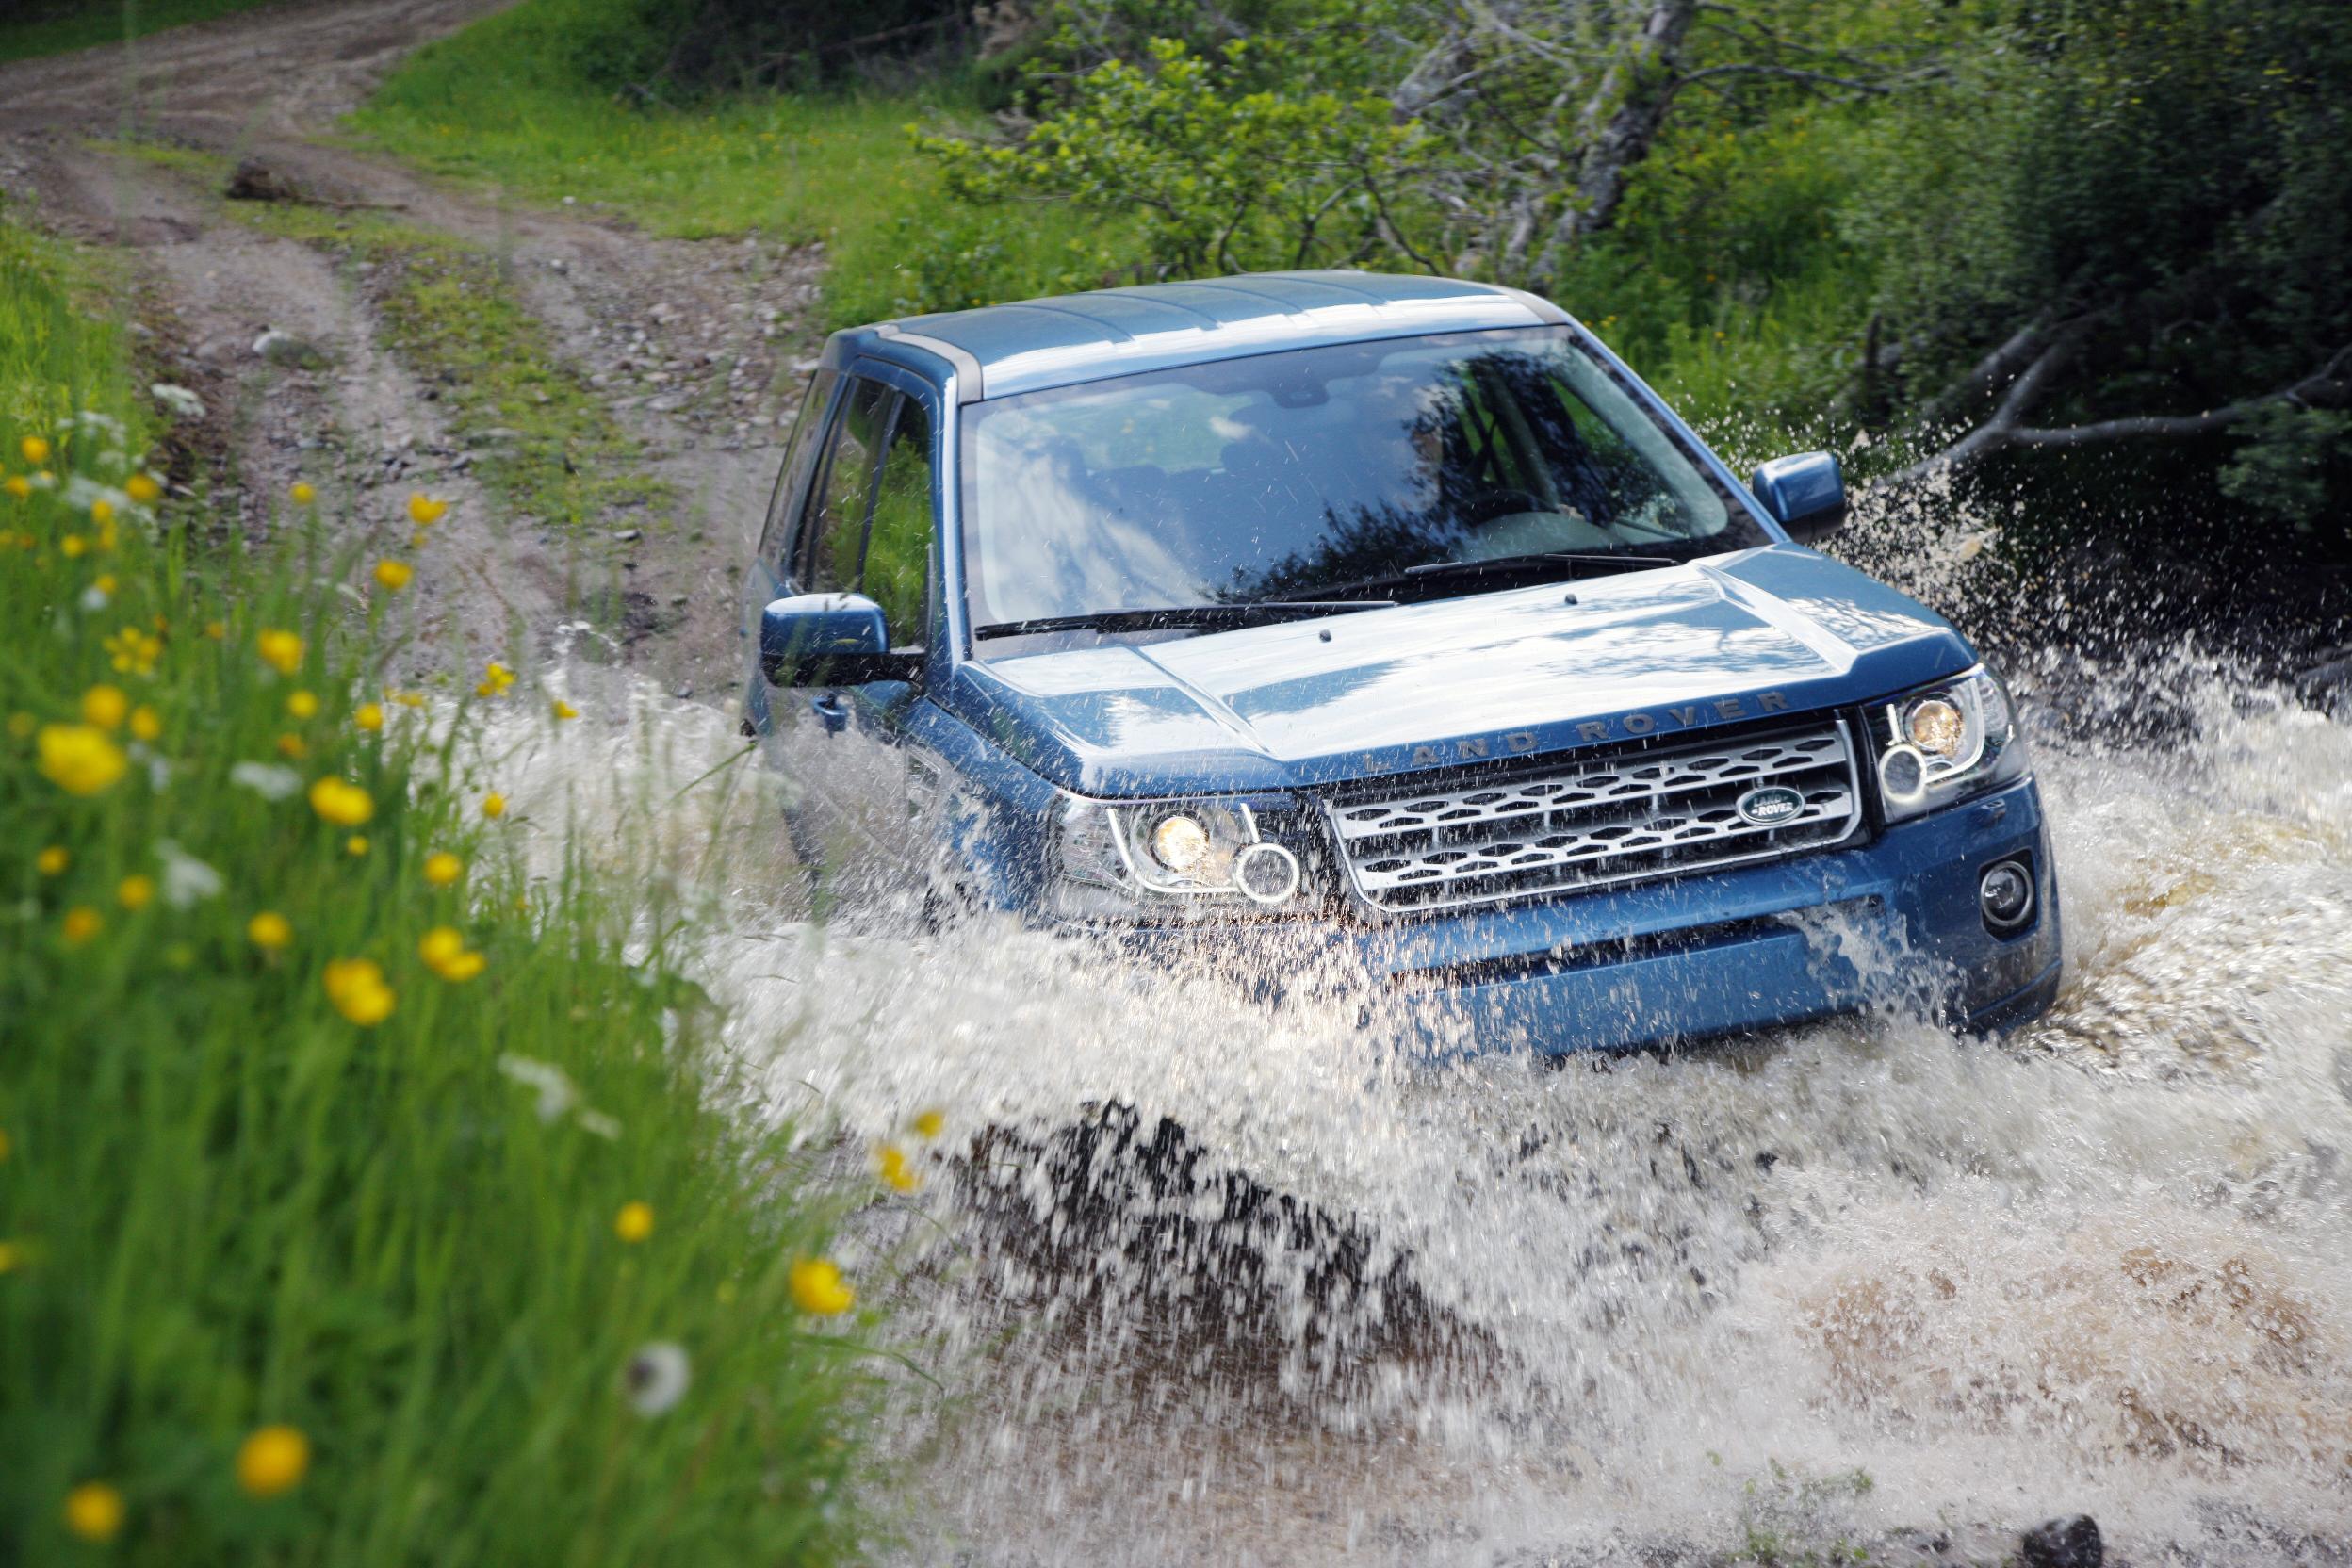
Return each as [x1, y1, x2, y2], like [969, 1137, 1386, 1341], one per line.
[848, 271, 1571, 403]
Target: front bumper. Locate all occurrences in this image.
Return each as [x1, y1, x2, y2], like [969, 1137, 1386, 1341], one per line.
[1107, 776, 2062, 1057]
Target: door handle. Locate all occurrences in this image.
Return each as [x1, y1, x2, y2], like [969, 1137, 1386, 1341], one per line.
[809, 693, 850, 733]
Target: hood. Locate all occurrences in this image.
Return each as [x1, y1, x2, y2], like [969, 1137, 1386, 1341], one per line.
[948, 545, 1976, 797]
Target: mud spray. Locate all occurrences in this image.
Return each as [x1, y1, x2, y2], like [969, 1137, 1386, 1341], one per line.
[487, 581, 2352, 1565]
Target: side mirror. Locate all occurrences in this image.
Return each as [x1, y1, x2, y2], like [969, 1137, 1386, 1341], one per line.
[760, 594, 922, 686]
[1750, 451, 1847, 543]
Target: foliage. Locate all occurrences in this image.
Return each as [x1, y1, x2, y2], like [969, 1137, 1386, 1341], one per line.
[920, 38, 1430, 280]
[0, 212, 893, 1565]
[531, 0, 969, 95]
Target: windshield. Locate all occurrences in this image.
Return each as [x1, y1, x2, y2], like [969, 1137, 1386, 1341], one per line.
[959, 327, 1764, 637]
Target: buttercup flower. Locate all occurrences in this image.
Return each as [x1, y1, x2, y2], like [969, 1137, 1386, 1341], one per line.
[60, 533, 89, 558]
[117, 874, 155, 912]
[130, 704, 162, 741]
[418, 925, 484, 982]
[914, 1108, 945, 1140]
[2, 475, 29, 501]
[614, 1201, 655, 1243]
[354, 702, 384, 733]
[423, 852, 464, 887]
[90, 498, 114, 528]
[345, 835, 369, 858]
[322, 958, 395, 1025]
[286, 690, 319, 720]
[80, 685, 128, 729]
[276, 733, 308, 760]
[373, 559, 412, 591]
[203, 619, 226, 641]
[289, 482, 317, 506]
[36, 845, 68, 876]
[878, 1143, 921, 1194]
[307, 776, 375, 827]
[125, 473, 161, 504]
[391, 690, 428, 709]
[482, 792, 507, 820]
[62, 1481, 123, 1543]
[256, 629, 303, 676]
[474, 662, 514, 698]
[248, 910, 293, 950]
[20, 435, 50, 466]
[38, 724, 128, 796]
[236, 1426, 310, 1498]
[104, 626, 163, 677]
[407, 493, 449, 527]
[624, 1342, 691, 1417]
[62, 906, 102, 944]
[551, 698, 580, 721]
[789, 1257, 856, 1316]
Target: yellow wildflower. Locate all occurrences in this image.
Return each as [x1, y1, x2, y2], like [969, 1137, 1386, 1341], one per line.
[94, 573, 118, 595]
[104, 626, 164, 676]
[289, 481, 317, 506]
[203, 620, 226, 641]
[63, 1481, 124, 1543]
[126, 472, 161, 504]
[61, 533, 87, 558]
[551, 698, 580, 721]
[38, 724, 128, 796]
[474, 661, 514, 698]
[354, 702, 384, 733]
[81, 685, 129, 729]
[307, 777, 374, 827]
[789, 1257, 856, 1316]
[614, 1201, 655, 1244]
[118, 874, 155, 911]
[391, 690, 428, 709]
[914, 1108, 945, 1140]
[247, 910, 293, 950]
[345, 835, 369, 857]
[482, 792, 507, 820]
[257, 629, 303, 676]
[407, 493, 449, 527]
[2, 475, 28, 501]
[878, 1142, 921, 1194]
[276, 733, 308, 759]
[423, 852, 464, 887]
[372, 558, 412, 591]
[90, 498, 114, 527]
[130, 704, 162, 742]
[36, 845, 68, 875]
[418, 924, 485, 982]
[322, 958, 395, 1025]
[236, 1426, 310, 1498]
[286, 690, 319, 720]
[62, 906, 102, 944]
[20, 435, 50, 466]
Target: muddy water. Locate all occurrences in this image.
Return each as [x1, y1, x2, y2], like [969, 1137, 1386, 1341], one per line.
[492, 654, 2352, 1565]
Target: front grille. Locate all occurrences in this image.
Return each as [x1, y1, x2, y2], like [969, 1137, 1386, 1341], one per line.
[1325, 720, 1864, 915]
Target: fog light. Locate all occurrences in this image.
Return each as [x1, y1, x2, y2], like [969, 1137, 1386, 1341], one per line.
[1878, 744, 1927, 805]
[1151, 813, 1211, 873]
[1979, 858, 2034, 932]
[1233, 841, 1302, 906]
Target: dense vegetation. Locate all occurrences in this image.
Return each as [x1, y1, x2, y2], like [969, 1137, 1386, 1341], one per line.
[0, 210, 898, 1564]
[0, 0, 280, 62]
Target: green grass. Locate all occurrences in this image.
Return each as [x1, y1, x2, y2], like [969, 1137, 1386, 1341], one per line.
[0, 209, 898, 1564]
[0, 0, 286, 63]
[350, 0, 1109, 328]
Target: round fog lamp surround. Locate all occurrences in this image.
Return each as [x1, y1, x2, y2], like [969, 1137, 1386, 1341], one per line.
[1233, 841, 1302, 906]
[1906, 696, 1968, 759]
[1979, 858, 2035, 932]
[1150, 813, 1212, 874]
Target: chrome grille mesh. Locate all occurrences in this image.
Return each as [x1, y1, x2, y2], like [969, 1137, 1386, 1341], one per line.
[1326, 722, 1862, 913]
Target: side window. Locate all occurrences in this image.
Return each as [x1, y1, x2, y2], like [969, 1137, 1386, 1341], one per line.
[758, 369, 838, 571]
[797, 378, 893, 595]
[863, 397, 936, 645]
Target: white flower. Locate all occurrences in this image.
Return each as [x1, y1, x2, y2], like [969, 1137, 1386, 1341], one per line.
[576, 1109, 623, 1140]
[150, 383, 206, 420]
[78, 585, 110, 612]
[229, 761, 303, 800]
[155, 841, 224, 907]
[497, 1054, 579, 1122]
[624, 1342, 691, 1416]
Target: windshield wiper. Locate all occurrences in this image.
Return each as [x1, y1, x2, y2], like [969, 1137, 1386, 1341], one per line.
[1317, 550, 1680, 601]
[972, 599, 1396, 641]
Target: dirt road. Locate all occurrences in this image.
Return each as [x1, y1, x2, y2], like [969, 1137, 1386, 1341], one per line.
[0, 0, 822, 698]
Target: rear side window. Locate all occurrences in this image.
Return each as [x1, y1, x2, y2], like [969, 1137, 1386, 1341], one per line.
[758, 369, 837, 572]
[862, 397, 935, 644]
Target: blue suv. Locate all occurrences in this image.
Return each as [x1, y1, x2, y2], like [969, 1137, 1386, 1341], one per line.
[743, 272, 2060, 1054]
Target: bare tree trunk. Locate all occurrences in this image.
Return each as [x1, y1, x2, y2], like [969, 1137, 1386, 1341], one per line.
[1531, 0, 1700, 284]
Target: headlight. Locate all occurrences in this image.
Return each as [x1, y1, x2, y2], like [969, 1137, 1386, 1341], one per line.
[1869, 666, 2029, 822]
[1051, 794, 1313, 919]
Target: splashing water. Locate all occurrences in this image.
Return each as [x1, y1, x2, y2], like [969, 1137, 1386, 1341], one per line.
[487, 645, 2352, 1565]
